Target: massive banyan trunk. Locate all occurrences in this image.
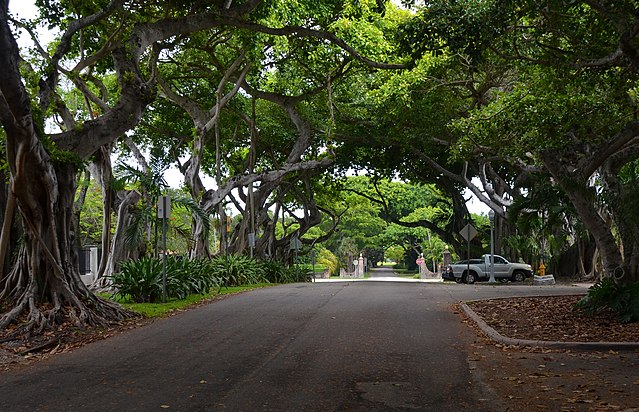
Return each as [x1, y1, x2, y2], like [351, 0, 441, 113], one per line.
[542, 148, 639, 285]
[0, 161, 131, 332]
[600, 158, 639, 284]
[90, 189, 146, 293]
[188, 171, 212, 260]
[0, 10, 134, 331]
[554, 235, 597, 279]
[104, 190, 143, 278]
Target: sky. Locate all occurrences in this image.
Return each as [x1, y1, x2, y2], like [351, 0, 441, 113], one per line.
[10, 0, 53, 47]
[9, 0, 37, 17]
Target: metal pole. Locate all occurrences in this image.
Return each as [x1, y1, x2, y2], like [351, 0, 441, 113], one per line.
[489, 212, 496, 283]
[162, 196, 167, 302]
[467, 236, 470, 279]
[225, 234, 228, 279]
[311, 248, 315, 281]
[249, 182, 254, 258]
[427, 230, 436, 274]
[225, 214, 230, 283]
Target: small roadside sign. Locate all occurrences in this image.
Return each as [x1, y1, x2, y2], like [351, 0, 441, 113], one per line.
[157, 195, 171, 219]
[290, 237, 302, 250]
[459, 223, 478, 242]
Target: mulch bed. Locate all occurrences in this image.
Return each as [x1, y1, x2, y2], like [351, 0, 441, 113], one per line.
[466, 295, 639, 343]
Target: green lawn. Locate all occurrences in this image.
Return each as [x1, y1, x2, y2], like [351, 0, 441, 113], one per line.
[99, 283, 274, 318]
[299, 263, 328, 272]
[393, 268, 418, 276]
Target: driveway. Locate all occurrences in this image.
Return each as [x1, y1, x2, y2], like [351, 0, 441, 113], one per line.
[0, 277, 591, 411]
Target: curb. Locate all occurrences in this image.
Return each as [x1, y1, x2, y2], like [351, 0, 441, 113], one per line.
[460, 302, 639, 351]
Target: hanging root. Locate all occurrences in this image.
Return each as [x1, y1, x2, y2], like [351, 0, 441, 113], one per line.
[0, 248, 29, 302]
[88, 275, 115, 294]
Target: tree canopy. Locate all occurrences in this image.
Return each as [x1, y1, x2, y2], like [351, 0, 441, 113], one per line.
[1, 0, 639, 334]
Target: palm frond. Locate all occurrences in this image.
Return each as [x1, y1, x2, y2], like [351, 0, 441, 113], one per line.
[172, 195, 212, 240]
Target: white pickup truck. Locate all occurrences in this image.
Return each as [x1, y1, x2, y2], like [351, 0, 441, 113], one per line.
[442, 254, 533, 284]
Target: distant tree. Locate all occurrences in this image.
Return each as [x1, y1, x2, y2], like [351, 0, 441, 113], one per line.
[385, 245, 405, 265]
[338, 237, 360, 272]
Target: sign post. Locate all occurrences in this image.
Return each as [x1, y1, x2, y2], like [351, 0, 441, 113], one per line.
[488, 210, 496, 283]
[248, 232, 255, 258]
[225, 215, 231, 284]
[158, 195, 171, 303]
[459, 223, 478, 281]
[416, 255, 424, 275]
[290, 236, 302, 269]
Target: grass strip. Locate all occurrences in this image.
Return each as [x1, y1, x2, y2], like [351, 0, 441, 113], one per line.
[98, 283, 274, 318]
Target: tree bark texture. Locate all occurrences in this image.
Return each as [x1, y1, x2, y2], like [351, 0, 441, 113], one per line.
[104, 190, 143, 280]
[541, 150, 637, 284]
[0, 4, 134, 331]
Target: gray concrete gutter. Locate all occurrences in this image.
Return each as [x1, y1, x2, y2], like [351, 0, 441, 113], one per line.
[460, 302, 639, 351]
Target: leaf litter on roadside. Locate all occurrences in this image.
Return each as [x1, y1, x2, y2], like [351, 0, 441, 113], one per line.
[466, 295, 639, 343]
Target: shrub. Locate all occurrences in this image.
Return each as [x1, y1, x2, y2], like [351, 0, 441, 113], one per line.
[260, 260, 289, 283]
[111, 254, 313, 302]
[165, 257, 220, 300]
[260, 260, 312, 283]
[110, 256, 220, 303]
[286, 265, 313, 283]
[574, 277, 639, 323]
[316, 248, 339, 276]
[110, 257, 163, 303]
[210, 254, 266, 286]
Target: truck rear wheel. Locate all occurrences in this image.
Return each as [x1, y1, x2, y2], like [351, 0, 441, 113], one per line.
[463, 271, 476, 284]
[512, 270, 526, 282]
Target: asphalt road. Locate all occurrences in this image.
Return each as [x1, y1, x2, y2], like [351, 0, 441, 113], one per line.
[0, 270, 588, 411]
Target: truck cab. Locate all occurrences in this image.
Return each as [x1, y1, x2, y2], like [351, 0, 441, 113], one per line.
[443, 255, 533, 284]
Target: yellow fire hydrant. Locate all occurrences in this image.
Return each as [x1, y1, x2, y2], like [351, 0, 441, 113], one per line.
[538, 263, 546, 276]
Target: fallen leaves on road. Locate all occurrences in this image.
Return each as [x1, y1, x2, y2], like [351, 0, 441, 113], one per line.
[462, 295, 639, 412]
